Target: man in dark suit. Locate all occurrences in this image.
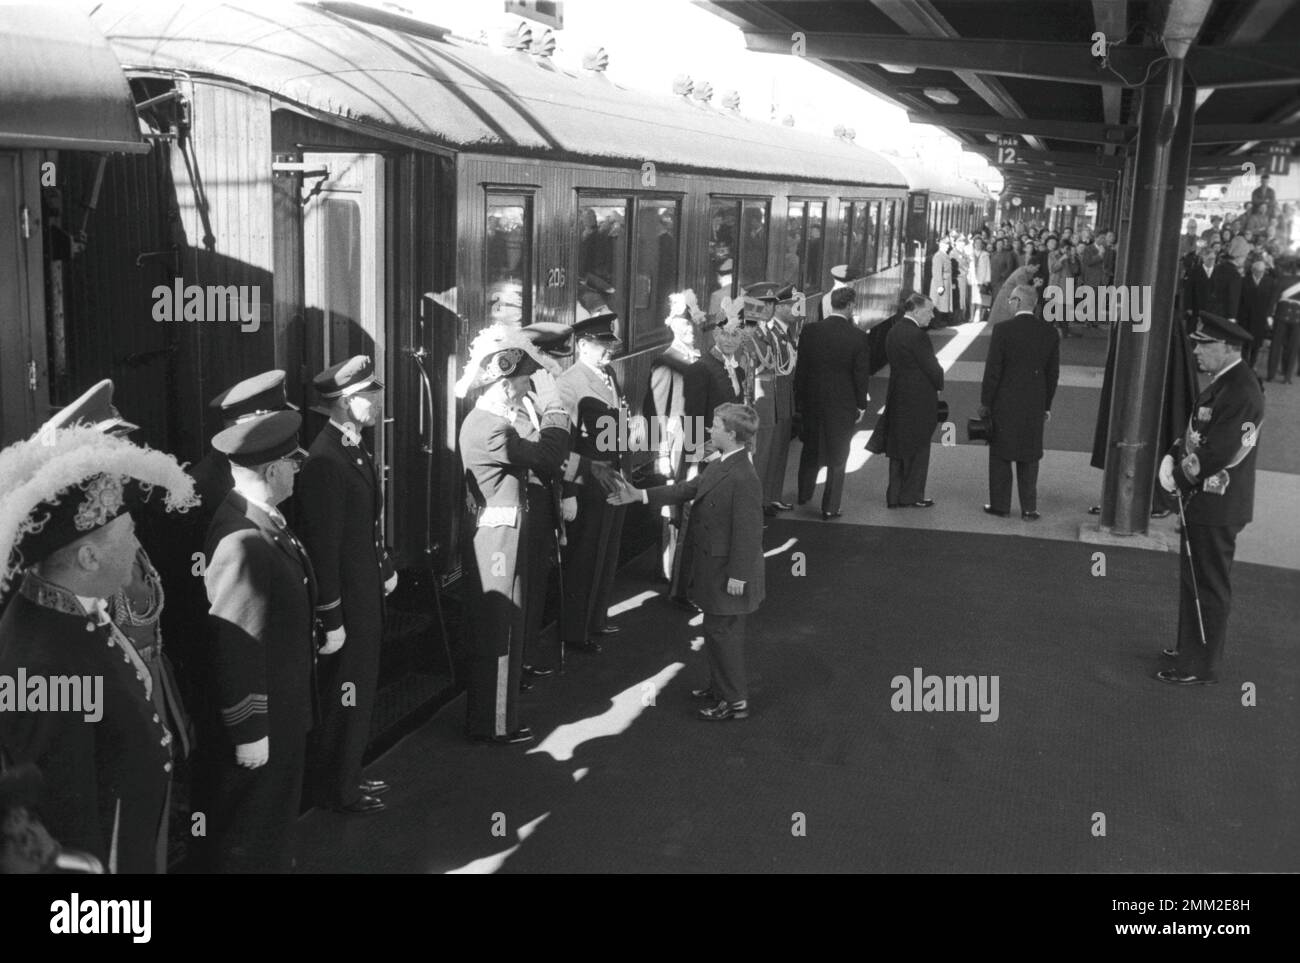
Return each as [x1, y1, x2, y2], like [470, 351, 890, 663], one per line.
[558, 314, 639, 655]
[644, 296, 703, 587]
[609, 403, 765, 721]
[1157, 313, 1265, 685]
[457, 327, 585, 743]
[1183, 249, 1242, 330]
[979, 284, 1061, 520]
[794, 286, 871, 520]
[296, 356, 395, 815]
[201, 411, 317, 872]
[0, 428, 196, 873]
[880, 293, 943, 509]
[1237, 258, 1279, 369]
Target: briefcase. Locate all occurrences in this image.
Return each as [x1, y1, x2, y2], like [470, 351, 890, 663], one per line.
[936, 400, 950, 425]
[967, 416, 992, 443]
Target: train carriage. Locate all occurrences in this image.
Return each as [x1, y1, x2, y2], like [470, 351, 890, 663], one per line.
[1, 0, 988, 746]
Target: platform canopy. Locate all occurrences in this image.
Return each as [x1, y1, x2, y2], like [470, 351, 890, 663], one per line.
[0, 5, 148, 153]
[705, 0, 1300, 191]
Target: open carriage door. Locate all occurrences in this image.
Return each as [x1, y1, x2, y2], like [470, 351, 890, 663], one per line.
[302, 151, 391, 532]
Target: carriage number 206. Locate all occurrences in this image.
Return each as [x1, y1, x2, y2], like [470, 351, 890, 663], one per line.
[546, 268, 567, 288]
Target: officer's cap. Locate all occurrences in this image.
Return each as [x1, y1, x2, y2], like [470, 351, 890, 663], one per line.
[572, 313, 622, 344]
[209, 370, 298, 426]
[580, 273, 615, 295]
[44, 380, 138, 436]
[830, 265, 860, 283]
[743, 281, 781, 302]
[773, 284, 798, 304]
[212, 411, 307, 468]
[520, 321, 574, 358]
[313, 356, 384, 400]
[1189, 312, 1253, 346]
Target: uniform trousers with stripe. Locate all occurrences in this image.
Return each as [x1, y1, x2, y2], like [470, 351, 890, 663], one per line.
[1173, 523, 1242, 680]
[702, 613, 748, 705]
[522, 485, 556, 669]
[462, 514, 525, 738]
[562, 480, 626, 641]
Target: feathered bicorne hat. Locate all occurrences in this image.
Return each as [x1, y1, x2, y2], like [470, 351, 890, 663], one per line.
[667, 289, 706, 325]
[706, 296, 745, 331]
[454, 323, 563, 398]
[0, 425, 198, 597]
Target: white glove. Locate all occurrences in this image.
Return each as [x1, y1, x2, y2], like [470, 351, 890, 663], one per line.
[320, 626, 346, 655]
[384, 571, 398, 595]
[1158, 454, 1177, 494]
[561, 497, 578, 522]
[235, 737, 269, 769]
[531, 369, 564, 415]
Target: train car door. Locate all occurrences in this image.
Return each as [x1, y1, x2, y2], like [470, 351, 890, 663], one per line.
[301, 151, 391, 530]
[0, 151, 49, 442]
[903, 190, 930, 296]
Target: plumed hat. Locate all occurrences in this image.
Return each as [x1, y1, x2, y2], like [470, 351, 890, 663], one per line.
[0, 426, 198, 596]
[455, 323, 563, 398]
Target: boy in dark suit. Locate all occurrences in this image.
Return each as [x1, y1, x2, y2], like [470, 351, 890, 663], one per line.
[609, 403, 766, 721]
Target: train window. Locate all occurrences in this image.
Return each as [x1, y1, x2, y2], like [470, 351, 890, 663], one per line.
[881, 201, 896, 269]
[784, 199, 826, 291]
[485, 193, 532, 326]
[576, 196, 630, 322]
[709, 197, 770, 314]
[630, 197, 681, 352]
[864, 202, 880, 274]
[838, 201, 866, 277]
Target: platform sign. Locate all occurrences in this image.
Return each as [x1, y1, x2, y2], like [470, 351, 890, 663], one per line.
[505, 0, 563, 30]
[996, 135, 1019, 166]
[1052, 188, 1088, 206]
[1266, 142, 1291, 176]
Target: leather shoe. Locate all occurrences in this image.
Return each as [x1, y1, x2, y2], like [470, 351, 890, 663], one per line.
[1087, 505, 1101, 515]
[1161, 647, 1179, 658]
[821, 511, 842, 521]
[771, 501, 794, 511]
[331, 794, 386, 814]
[763, 505, 779, 517]
[1156, 669, 1217, 686]
[570, 639, 603, 654]
[1021, 511, 1041, 521]
[910, 499, 936, 508]
[359, 778, 390, 796]
[698, 699, 749, 721]
[522, 664, 554, 678]
[1150, 508, 1172, 519]
[592, 625, 620, 636]
[690, 686, 717, 700]
[472, 727, 534, 745]
[983, 505, 1009, 517]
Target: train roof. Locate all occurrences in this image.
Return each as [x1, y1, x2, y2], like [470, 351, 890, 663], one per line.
[884, 155, 989, 201]
[93, 0, 910, 190]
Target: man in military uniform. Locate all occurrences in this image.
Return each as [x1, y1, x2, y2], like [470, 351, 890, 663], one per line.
[1157, 312, 1265, 686]
[743, 282, 799, 515]
[297, 356, 395, 814]
[644, 292, 704, 584]
[558, 314, 636, 654]
[763, 285, 800, 511]
[456, 326, 586, 743]
[0, 426, 197, 873]
[202, 411, 318, 871]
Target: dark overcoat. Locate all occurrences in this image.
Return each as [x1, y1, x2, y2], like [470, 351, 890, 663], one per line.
[981, 311, 1061, 462]
[882, 317, 944, 458]
[793, 314, 870, 448]
[1237, 273, 1279, 343]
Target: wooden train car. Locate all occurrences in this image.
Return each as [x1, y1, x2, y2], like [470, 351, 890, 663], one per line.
[2, 0, 941, 584]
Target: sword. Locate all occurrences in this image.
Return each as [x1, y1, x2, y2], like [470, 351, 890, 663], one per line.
[1174, 490, 1208, 647]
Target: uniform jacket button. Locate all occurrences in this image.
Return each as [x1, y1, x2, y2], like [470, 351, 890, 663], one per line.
[85, 623, 95, 632]
[153, 714, 160, 723]
[164, 762, 173, 773]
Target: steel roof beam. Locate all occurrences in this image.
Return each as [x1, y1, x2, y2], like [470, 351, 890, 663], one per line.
[908, 112, 1135, 143]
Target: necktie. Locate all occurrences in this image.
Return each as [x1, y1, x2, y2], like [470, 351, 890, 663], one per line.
[723, 358, 740, 397]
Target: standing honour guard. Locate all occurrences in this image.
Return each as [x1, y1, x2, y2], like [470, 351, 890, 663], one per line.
[644, 291, 705, 585]
[39, 381, 194, 872]
[742, 282, 799, 515]
[296, 356, 395, 814]
[0, 424, 198, 873]
[455, 325, 605, 744]
[1156, 313, 1264, 686]
[202, 411, 318, 871]
[558, 314, 640, 654]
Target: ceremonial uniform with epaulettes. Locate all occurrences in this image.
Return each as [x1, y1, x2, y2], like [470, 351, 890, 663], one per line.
[1163, 314, 1265, 683]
